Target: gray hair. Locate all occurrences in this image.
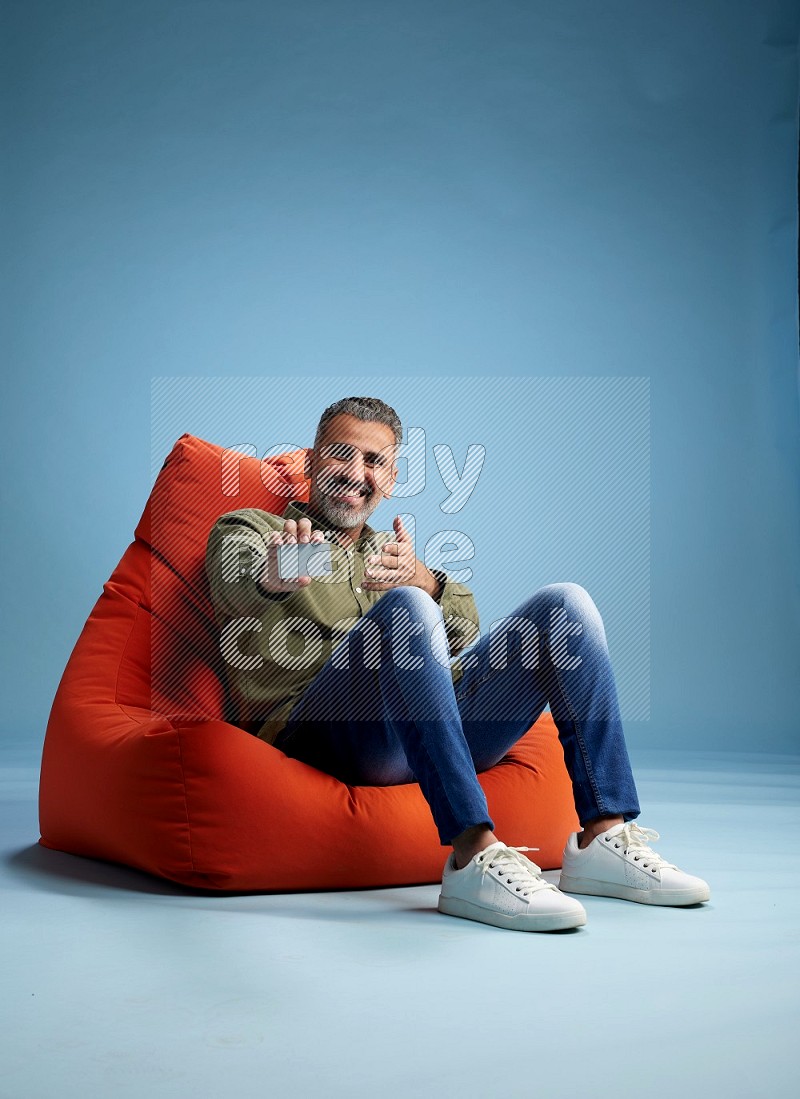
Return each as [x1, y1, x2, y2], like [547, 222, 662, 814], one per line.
[313, 396, 403, 451]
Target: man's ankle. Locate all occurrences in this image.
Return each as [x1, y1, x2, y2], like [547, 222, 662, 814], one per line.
[577, 815, 624, 849]
[452, 825, 498, 869]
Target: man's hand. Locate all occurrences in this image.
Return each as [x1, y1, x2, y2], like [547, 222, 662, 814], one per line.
[256, 517, 327, 594]
[361, 515, 442, 598]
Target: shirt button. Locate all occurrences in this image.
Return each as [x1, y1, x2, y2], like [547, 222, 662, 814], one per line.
[355, 586, 362, 593]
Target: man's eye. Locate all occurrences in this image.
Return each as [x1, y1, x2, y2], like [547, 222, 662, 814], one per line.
[323, 445, 353, 461]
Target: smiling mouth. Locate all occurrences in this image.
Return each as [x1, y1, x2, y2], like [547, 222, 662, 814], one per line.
[330, 485, 368, 503]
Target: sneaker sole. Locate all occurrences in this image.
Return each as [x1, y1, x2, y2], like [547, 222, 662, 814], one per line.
[437, 893, 587, 932]
[559, 874, 710, 906]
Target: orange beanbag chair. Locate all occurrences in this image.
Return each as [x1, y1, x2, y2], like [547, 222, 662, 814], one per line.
[38, 433, 579, 892]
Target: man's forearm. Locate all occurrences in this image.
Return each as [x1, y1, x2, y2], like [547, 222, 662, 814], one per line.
[416, 565, 445, 601]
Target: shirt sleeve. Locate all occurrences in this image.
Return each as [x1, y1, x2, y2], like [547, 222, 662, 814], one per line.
[429, 568, 481, 659]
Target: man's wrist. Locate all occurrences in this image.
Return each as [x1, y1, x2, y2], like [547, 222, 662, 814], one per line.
[426, 568, 447, 602]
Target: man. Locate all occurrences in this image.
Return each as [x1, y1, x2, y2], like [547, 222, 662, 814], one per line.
[206, 395, 710, 932]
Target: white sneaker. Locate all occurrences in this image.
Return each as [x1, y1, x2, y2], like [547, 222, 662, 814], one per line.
[559, 821, 710, 906]
[438, 840, 587, 932]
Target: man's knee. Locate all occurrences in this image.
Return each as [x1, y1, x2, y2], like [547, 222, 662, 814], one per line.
[339, 585, 448, 670]
[528, 582, 599, 619]
[368, 584, 443, 626]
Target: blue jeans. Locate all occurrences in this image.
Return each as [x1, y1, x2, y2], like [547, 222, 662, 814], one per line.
[273, 583, 641, 846]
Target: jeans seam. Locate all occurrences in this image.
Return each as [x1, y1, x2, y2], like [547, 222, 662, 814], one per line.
[454, 666, 495, 703]
[547, 630, 607, 819]
[385, 706, 478, 845]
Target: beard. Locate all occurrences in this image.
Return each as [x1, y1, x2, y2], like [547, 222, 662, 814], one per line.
[308, 474, 380, 530]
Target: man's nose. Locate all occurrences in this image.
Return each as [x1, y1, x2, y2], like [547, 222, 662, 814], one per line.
[342, 451, 367, 487]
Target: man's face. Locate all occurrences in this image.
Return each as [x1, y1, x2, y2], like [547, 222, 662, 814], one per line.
[306, 413, 398, 530]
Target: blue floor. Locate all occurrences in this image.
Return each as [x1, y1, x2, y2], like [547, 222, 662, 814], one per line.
[2, 741, 798, 1099]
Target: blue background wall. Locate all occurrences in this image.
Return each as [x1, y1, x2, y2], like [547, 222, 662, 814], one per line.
[3, 0, 798, 752]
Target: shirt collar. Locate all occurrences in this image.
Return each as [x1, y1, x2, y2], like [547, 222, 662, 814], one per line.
[283, 499, 378, 548]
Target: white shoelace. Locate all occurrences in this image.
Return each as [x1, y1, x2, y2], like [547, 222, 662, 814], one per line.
[476, 845, 556, 896]
[608, 822, 678, 872]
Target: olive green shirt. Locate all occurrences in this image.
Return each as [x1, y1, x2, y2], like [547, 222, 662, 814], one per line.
[205, 500, 481, 745]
